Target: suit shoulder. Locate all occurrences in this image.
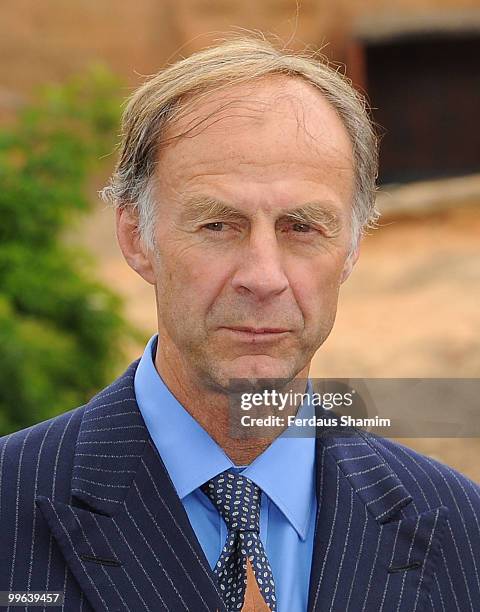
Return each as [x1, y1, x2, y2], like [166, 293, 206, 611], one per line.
[0, 404, 85, 465]
[0, 406, 85, 498]
[0, 361, 140, 498]
[0, 359, 140, 462]
[367, 434, 480, 514]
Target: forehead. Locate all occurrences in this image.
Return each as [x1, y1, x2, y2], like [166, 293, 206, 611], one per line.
[155, 75, 354, 206]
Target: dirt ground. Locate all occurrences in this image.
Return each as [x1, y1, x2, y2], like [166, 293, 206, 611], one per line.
[77, 195, 480, 483]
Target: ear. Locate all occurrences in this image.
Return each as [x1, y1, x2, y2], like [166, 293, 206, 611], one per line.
[116, 207, 156, 285]
[340, 243, 360, 284]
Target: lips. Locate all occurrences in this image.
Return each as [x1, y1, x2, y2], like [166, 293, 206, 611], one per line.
[224, 326, 290, 334]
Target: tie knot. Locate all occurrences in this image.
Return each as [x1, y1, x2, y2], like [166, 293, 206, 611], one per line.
[201, 471, 261, 532]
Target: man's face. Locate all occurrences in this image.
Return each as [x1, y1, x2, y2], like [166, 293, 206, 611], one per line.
[145, 76, 356, 390]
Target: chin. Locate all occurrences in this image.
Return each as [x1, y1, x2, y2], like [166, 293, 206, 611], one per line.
[212, 355, 301, 391]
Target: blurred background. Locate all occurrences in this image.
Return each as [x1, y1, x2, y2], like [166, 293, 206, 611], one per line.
[1, 1, 479, 479]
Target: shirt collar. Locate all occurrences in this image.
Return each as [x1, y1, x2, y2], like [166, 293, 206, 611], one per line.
[134, 334, 316, 541]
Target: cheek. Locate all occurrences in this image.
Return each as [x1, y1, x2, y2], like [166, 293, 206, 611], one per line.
[158, 248, 232, 315]
[289, 257, 344, 317]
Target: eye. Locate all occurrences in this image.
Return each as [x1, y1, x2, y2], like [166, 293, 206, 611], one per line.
[203, 222, 225, 232]
[281, 221, 318, 234]
[278, 219, 325, 241]
[291, 222, 313, 233]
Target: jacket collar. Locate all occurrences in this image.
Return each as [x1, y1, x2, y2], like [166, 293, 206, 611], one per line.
[58, 360, 415, 525]
[69, 359, 147, 516]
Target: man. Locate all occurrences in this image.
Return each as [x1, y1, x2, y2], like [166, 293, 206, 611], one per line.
[1, 37, 479, 612]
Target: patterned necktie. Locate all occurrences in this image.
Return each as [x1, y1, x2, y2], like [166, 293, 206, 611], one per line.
[201, 471, 277, 611]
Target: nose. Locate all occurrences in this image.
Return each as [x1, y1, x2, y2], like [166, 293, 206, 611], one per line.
[231, 227, 289, 301]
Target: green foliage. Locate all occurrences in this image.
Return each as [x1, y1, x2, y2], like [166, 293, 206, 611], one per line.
[0, 66, 135, 435]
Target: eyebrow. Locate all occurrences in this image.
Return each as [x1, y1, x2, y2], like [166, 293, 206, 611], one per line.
[282, 202, 342, 236]
[180, 194, 343, 236]
[180, 196, 245, 223]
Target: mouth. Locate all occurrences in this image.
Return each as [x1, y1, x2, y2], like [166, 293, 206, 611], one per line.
[220, 326, 291, 341]
[226, 326, 290, 333]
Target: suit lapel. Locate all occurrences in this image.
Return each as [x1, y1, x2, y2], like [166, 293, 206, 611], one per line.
[36, 362, 226, 612]
[307, 427, 448, 612]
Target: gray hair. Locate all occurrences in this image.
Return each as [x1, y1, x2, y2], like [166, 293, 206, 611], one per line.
[101, 35, 379, 251]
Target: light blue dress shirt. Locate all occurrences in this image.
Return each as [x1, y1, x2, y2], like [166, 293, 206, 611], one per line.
[134, 335, 317, 612]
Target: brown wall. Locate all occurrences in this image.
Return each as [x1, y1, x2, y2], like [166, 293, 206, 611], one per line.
[2, 0, 480, 107]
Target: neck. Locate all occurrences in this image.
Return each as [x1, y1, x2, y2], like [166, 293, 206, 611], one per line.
[154, 337, 310, 465]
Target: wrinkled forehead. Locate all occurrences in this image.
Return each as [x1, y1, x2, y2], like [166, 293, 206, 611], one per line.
[159, 75, 354, 169]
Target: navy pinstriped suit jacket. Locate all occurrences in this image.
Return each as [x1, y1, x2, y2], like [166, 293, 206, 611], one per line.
[1, 359, 479, 612]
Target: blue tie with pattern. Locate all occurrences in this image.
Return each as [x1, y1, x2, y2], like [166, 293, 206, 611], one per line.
[201, 470, 277, 611]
